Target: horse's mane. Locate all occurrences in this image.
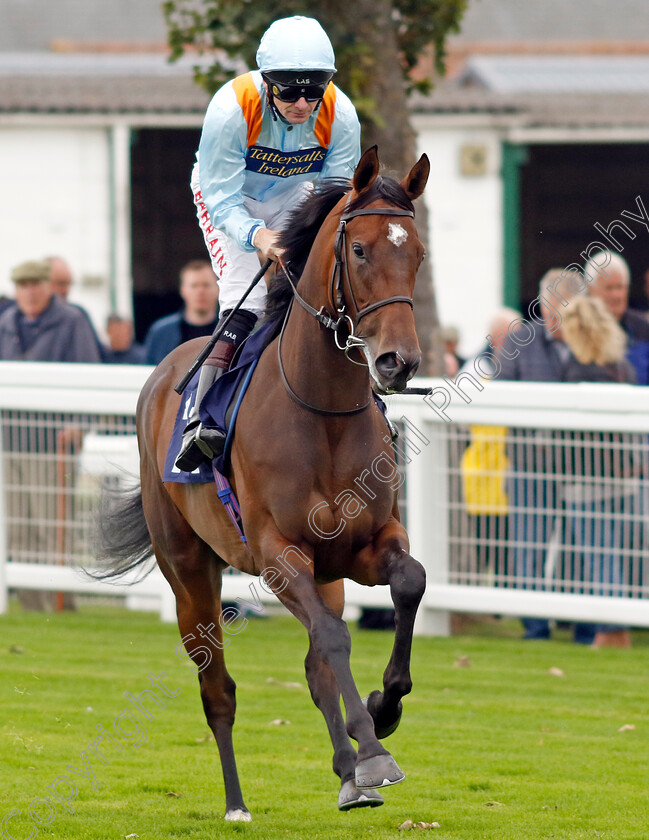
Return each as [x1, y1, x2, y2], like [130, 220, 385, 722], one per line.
[263, 174, 415, 330]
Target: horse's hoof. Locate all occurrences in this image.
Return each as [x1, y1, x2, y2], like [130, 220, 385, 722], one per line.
[362, 691, 403, 739]
[338, 779, 384, 810]
[355, 754, 405, 789]
[225, 808, 252, 822]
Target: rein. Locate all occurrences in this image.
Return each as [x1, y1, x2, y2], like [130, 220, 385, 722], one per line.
[277, 202, 415, 417]
[277, 301, 373, 416]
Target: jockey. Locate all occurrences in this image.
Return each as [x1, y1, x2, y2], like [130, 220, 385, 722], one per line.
[175, 15, 361, 471]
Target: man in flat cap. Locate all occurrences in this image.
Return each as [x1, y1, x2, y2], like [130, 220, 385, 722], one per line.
[0, 259, 102, 610]
[0, 260, 102, 362]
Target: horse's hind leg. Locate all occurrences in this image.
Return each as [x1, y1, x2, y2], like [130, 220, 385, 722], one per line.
[306, 583, 384, 810]
[142, 480, 250, 821]
[174, 569, 251, 821]
[363, 538, 426, 740]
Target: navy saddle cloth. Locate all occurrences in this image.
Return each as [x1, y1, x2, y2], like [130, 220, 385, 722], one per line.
[164, 319, 278, 483]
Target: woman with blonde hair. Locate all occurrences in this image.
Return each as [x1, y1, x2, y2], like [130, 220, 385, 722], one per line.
[560, 294, 636, 648]
[561, 295, 631, 379]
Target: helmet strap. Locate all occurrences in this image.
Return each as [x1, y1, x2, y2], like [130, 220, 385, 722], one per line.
[266, 85, 279, 121]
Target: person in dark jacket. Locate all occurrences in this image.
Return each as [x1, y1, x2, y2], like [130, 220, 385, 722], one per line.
[0, 260, 103, 362]
[0, 259, 102, 611]
[498, 268, 597, 644]
[585, 250, 649, 385]
[560, 295, 637, 648]
[102, 315, 146, 364]
[144, 260, 219, 365]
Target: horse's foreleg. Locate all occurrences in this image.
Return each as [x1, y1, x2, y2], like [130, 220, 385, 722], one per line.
[363, 536, 426, 740]
[307, 582, 384, 810]
[259, 541, 404, 791]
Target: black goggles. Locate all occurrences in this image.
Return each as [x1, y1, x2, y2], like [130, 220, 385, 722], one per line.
[263, 74, 332, 103]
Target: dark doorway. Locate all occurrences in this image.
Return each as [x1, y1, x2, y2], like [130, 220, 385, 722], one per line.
[519, 144, 649, 314]
[130, 127, 205, 342]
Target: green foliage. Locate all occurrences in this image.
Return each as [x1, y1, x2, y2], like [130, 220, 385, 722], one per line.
[1, 606, 649, 839]
[163, 0, 467, 101]
[394, 0, 468, 91]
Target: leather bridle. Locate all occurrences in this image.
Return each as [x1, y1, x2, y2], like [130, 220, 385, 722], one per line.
[277, 202, 416, 416]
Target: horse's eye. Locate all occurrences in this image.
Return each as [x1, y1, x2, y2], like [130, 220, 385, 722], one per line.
[352, 243, 365, 259]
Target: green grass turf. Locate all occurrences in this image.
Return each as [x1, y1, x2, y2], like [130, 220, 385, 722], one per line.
[1, 604, 648, 839]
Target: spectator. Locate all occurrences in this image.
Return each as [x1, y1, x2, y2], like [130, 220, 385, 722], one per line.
[0, 260, 103, 362]
[497, 267, 596, 643]
[44, 255, 104, 356]
[627, 265, 649, 314]
[444, 350, 459, 378]
[144, 260, 219, 365]
[560, 295, 637, 648]
[585, 251, 649, 385]
[103, 314, 146, 364]
[462, 307, 522, 378]
[643, 266, 649, 316]
[460, 309, 521, 578]
[45, 255, 73, 300]
[441, 325, 466, 372]
[0, 260, 102, 611]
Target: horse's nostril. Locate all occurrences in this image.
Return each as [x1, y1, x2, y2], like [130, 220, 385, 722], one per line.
[375, 352, 420, 383]
[375, 353, 401, 376]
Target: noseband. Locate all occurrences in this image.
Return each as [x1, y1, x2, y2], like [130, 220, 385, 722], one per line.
[278, 202, 416, 416]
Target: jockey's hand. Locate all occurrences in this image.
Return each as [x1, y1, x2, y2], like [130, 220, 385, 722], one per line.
[253, 227, 284, 262]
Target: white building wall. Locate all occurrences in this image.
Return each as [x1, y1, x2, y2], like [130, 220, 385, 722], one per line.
[413, 117, 505, 359]
[0, 126, 112, 337]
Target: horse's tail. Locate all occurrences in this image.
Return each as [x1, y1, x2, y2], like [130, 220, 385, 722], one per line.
[90, 482, 155, 581]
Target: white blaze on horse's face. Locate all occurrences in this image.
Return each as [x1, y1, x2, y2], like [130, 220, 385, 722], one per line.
[387, 223, 408, 247]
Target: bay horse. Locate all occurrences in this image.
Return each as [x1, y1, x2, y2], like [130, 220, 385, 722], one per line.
[98, 146, 430, 821]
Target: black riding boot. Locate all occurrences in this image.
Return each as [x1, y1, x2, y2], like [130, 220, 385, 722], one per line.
[174, 309, 257, 472]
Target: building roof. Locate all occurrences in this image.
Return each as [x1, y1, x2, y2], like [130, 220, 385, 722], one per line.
[460, 56, 649, 93]
[0, 53, 214, 115]
[451, 0, 649, 42]
[411, 85, 649, 130]
[409, 54, 649, 128]
[1, 0, 168, 52]
[6, 0, 649, 53]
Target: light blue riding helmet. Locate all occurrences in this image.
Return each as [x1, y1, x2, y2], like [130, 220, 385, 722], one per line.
[256, 16, 336, 73]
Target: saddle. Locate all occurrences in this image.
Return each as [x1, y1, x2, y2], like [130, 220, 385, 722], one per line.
[164, 319, 278, 485]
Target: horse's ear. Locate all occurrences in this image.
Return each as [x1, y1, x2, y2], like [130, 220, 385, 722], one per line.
[401, 154, 430, 200]
[352, 146, 380, 195]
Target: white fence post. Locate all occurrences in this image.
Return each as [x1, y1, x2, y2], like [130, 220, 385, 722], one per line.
[398, 400, 450, 636]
